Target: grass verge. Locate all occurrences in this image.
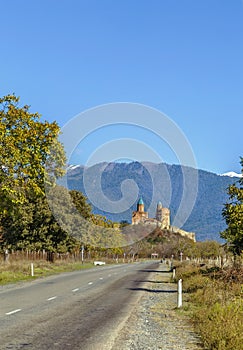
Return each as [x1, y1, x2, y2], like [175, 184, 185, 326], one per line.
[0, 259, 94, 285]
[173, 262, 243, 350]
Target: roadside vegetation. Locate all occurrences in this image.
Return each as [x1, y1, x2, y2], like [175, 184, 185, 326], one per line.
[173, 262, 243, 350]
[172, 161, 243, 350]
[0, 258, 94, 285]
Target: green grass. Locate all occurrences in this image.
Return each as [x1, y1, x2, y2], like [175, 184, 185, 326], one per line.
[0, 260, 94, 285]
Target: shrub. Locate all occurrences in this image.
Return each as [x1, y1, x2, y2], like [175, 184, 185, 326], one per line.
[174, 263, 243, 350]
[183, 274, 210, 293]
[173, 263, 201, 281]
[194, 300, 243, 350]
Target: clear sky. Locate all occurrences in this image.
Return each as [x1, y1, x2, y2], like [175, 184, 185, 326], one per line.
[1, 0, 243, 174]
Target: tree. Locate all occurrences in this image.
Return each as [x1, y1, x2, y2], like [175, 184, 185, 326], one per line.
[195, 241, 221, 259]
[221, 158, 243, 257]
[69, 190, 92, 220]
[0, 94, 66, 213]
[1, 195, 77, 253]
[0, 94, 67, 253]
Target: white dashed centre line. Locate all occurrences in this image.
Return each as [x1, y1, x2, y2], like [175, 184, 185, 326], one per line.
[72, 288, 79, 292]
[99, 277, 103, 280]
[47, 296, 57, 301]
[6, 309, 22, 315]
[88, 282, 93, 285]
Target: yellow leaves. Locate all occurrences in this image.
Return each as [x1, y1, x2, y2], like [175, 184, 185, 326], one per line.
[0, 94, 66, 213]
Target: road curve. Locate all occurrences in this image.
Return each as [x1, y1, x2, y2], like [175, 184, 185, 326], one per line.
[0, 261, 159, 349]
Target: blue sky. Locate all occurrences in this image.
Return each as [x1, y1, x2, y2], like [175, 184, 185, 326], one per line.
[1, 0, 243, 174]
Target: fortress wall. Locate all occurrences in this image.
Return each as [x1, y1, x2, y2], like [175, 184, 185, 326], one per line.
[171, 226, 196, 242]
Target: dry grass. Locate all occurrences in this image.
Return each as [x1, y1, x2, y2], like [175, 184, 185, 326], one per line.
[0, 258, 93, 285]
[174, 262, 243, 350]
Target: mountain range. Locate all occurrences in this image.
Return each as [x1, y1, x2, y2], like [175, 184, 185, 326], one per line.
[63, 162, 240, 242]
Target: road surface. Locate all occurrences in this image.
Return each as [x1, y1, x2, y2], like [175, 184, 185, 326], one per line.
[0, 261, 159, 349]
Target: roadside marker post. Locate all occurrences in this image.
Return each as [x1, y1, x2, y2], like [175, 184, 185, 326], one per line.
[81, 245, 84, 264]
[31, 263, 34, 277]
[177, 279, 182, 308]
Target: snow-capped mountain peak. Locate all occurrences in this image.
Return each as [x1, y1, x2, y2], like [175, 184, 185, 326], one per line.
[67, 164, 81, 171]
[220, 171, 242, 178]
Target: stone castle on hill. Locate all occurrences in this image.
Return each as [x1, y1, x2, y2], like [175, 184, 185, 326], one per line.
[132, 198, 170, 228]
[132, 197, 196, 242]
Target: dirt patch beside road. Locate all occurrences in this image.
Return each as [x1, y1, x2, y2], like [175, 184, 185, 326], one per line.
[112, 264, 203, 350]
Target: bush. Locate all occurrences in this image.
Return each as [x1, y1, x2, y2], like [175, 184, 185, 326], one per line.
[173, 263, 201, 281]
[194, 301, 243, 350]
[183, 274, 210, 293]
[174, 263, 243, 350]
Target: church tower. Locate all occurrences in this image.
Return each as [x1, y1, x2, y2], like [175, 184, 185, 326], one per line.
[132, 197, 148, 224]
[137, 197, 145, 212]
[156, 201, 163, 221]
[155, 201, 170, 228]
[161, 207, 170, 228]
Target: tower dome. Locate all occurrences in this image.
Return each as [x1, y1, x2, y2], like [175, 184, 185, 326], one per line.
[137, 197, 145, 212]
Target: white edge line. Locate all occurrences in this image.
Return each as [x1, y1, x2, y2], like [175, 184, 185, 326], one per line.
[6, 309, 22, 315]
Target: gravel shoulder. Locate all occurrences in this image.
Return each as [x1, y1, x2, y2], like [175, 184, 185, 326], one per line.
[111, 263, 203, 350]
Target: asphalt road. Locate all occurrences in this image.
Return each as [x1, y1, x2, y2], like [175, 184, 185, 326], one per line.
[0, 261, 159, 350]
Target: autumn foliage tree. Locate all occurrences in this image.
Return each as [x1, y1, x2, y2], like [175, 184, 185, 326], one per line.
[0, 94, 66, 210]
[0, 94, 67, 251]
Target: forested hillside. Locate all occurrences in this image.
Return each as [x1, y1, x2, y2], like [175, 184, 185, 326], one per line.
[66, 162, 236, 241]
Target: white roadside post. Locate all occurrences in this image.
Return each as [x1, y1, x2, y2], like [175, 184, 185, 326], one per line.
[81, 245, 84, 265]
[30, 263, 34, 277]
[177, 279, 183, 308]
